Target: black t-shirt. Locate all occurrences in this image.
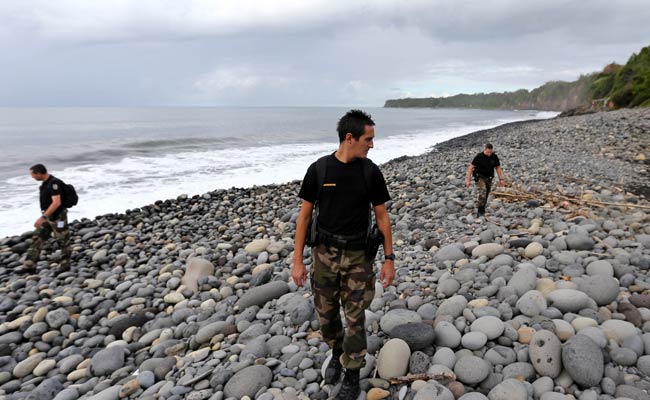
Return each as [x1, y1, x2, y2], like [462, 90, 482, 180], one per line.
[299, 154, 391, 235]
[471, 152, 501, 178]
[39, 175, 64, 217]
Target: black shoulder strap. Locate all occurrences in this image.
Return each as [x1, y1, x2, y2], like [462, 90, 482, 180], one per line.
[360, 158, 374, 193]
[360, 158, 376, 224]
[313, 155, 329, 205]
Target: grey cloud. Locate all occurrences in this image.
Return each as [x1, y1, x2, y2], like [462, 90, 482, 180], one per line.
[0, 1, 648, 106]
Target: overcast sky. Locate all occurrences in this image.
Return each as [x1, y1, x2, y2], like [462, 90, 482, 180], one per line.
[1, 0, 648, 107]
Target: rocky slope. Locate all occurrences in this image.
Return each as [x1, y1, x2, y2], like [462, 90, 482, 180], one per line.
[0, 108, 649, 400]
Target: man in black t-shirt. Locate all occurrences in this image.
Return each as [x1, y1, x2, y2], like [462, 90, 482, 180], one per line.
[23, 164, 71, 273]
[465, 143, 505, 216]
[292, 110, 394, 399]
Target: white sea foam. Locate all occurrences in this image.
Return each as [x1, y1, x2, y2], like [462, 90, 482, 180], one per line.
[0, 111, 557, 237]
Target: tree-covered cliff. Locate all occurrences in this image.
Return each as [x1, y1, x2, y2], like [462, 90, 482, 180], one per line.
[385, 45, 650, 111]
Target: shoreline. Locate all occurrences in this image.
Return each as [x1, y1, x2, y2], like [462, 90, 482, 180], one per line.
[0, 109, 556, 240]
[0, 108, 649, 399]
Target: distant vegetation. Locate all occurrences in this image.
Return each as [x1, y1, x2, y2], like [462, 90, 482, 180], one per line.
[385, 45, 650, 111]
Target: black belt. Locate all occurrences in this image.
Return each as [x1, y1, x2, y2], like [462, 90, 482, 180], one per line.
[317, 228, 367, 251]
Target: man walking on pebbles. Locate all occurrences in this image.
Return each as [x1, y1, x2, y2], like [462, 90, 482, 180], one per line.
[292, 110, 395, 399]
[466, 143, 505, 217]
[22, 164, 72, 273]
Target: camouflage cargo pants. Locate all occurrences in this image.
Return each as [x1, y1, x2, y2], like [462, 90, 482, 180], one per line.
[476, 176, 493, 209]
[311, 243, 374, 370]
[26, 210, 71, 267]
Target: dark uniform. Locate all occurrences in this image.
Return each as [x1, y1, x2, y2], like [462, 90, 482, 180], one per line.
[26, 176, 71, 268]
[471, 152, 500, 210]
[299, 154, 390, 369]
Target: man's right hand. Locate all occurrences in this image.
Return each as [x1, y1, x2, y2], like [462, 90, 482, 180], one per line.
[465, 179, 471, 188]
[292, 261, 307, 286]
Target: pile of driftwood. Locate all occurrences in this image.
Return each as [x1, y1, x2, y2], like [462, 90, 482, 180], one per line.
[492, 184, 650, 220]
[492, 183, 650, 214]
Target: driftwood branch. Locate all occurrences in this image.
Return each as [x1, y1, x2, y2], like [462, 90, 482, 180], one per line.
[389, 372, 457, 385]
[493, 186, 650, 210]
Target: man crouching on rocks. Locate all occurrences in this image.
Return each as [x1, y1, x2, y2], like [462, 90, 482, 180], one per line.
[465, 143, 505, 217]
[23, 164, 72, 273]
[292, 110, 395, 399]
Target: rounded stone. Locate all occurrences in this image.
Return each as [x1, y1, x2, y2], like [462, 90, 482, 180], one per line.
[432, 347, 456, 369]
[516, 290, 547, 317]
[379, 309, 422, 336]
[461, 331, 488, 350]
[552, 319, 575, 341]
[472, 243, 504, 259]
[236, 281, 290, 309]
[502, 362, 536, 381]
[546, 289, 592, 313]
[610, 348, 637, 366]
[459, 394, 488, 400]
[45, 308, 70, 329]
[13, 353, 46, 378]
[224, 365, 273, 398]
[377, 339, 411, 379]
[437, 295, 468, 319]
[434, 244, 466, 262]
[561, 335, 603, 387]
[637, 355, 650, 376]
[434, 321, 462, 348]
[577, 276, 619, 306]
[244, 239, 270, 255]
[163, 292, 185, 304]
[507, 265, 538, 296]
[453, 355, 490, 385]
[389, 322, 435, 351]
[414, 381, 454, 400]
[470, 316, 504, 340]
[529, 330, 562, 378]
[585, 260, 614, 277]
[576, 327, 607, 348]
[91, 346, 126, 376]
[33, 359, 56, 377]
[601, 319, 639, 343]
[524, 242, 544, 258]
[137, 370, 156, 388]
[488, 378, 527, 400]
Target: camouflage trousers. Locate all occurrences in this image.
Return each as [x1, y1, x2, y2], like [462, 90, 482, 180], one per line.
[26, 210, 71, 266]
[311, 243, 374, 370]
[476, 176, 493, 209]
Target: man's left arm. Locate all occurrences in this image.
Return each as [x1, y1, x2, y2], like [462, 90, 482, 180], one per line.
[35, 195, 61, 228]
[373, 203, 394, 288]
[495, 166, 505, 186]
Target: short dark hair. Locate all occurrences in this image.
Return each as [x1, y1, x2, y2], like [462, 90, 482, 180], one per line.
[485, 143, 494, 150]
[30, 164, 47, 174]
[337, 109, 375, 142]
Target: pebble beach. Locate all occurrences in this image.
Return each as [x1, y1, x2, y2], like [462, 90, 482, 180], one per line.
[0, 108, 649, 400]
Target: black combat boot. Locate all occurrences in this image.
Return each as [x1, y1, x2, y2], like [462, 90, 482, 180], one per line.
[324, 351, 343, 384]
[338, 368, 360, 400]
[477, 206, 485, 216]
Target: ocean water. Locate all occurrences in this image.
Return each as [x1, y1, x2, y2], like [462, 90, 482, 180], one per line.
[0, 107, 557, 237]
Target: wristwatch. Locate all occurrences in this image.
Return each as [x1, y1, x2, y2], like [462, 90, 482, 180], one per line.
[384, 253, 396, 261]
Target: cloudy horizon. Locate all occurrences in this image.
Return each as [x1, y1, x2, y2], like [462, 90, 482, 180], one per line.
[1, 0, 649, 107]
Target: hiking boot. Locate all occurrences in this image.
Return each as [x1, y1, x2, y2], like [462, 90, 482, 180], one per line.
[17, 260, 37, 274]
[57, 261, 70, 273]
[477, 207, 486, 217]
[324, 352, 343, 384]
[338, 368, 360, 400]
